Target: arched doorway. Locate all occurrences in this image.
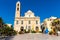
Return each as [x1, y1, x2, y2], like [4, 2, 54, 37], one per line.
[19, 26, 24, 34]
[36, 26, 39, 32]
[20, 26, 24, 31]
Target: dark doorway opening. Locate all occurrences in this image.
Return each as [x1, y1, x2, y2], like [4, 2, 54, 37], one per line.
[20, 26, 24, 31]
[36, 26, 39, 32]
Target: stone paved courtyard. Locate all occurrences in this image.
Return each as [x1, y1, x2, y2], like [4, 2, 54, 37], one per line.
[1, 33, 60, 40]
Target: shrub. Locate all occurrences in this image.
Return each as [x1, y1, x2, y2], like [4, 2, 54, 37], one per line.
[49, 31, 52, 35]
[19, 31, 25, 34]
[19, 29, 25, 34]
[0, 26, 17, 36]
[24, 29, 31, 33]
[39, 31, 42, 33]
[31, 31, 36, 33]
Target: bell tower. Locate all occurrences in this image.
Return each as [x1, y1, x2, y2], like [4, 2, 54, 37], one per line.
[14, 1, 21, 32]
[15, 1, 20, 17]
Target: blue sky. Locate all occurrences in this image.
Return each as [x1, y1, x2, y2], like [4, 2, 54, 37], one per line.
[0, 0, 60, 25]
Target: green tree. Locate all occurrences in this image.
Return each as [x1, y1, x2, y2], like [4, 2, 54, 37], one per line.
[3, 25, 17, 36]
[0, 17, 4, 28]
[0, 17, 17, 36]
[52, 19, 60, 31]
[51, 19, 60, 36]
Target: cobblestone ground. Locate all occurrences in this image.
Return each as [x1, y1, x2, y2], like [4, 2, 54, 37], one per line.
[1, 33, 60, 40]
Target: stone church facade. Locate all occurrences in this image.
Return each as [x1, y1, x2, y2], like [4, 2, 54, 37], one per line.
[14, 1, 41, 32]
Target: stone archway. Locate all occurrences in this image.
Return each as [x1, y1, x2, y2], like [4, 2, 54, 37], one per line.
[19, 26, 24, 34]
[36, 26, 39, 32]
[20, 26, 24, 31]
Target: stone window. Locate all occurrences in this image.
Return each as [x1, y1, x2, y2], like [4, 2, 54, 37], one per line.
[28, 26, 31, 30]
[29, 20, 31, 24]
[21, 20, 23, 24]
[26, 25, 27, 29]
[16, 20, 18, 24]
[36, 20, 38, 24]
[29, 15, 30, 17]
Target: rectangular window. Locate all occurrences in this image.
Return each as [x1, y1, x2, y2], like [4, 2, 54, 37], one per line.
[16, 20, 18, 24]
[29, 20, 31, 24]
[26, 25, 27, 29]
[28, 26, 31, 29]
[36, 20, 38, 24]
[21, 20, 23, 24]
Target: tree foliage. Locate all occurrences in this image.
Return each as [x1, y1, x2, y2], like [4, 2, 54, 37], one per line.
[0, 17, 17, 36]
[52, 19, 60, 31]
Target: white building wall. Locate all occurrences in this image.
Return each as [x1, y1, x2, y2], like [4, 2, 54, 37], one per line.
[14, 1, 41, 32]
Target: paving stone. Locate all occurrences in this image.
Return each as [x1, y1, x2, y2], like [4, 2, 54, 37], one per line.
[5, 33, 60, 40]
